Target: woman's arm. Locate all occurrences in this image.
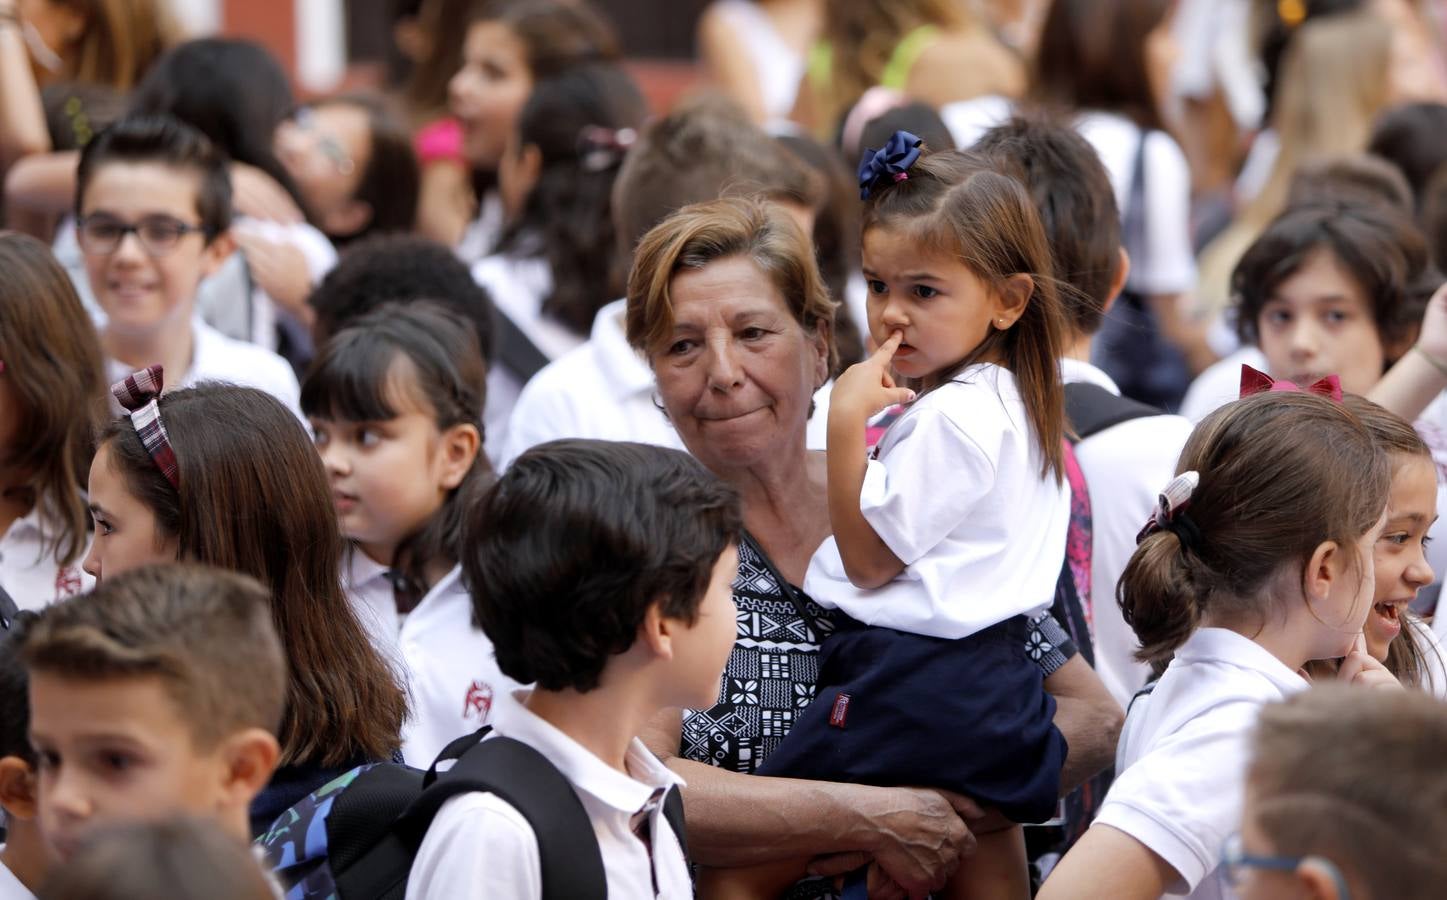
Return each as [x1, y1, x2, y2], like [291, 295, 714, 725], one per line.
[697, 5, 768, 125]
[1045, 654, 1125, 793]
[641, 709, 979, 896]
[4, 149, 78, 217]
[827, 333, 914, 588]
[0, 4, 51, 171]
[1036, 824, 1179, 900]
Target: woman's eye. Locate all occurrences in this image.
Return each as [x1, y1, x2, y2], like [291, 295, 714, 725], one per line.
[100, 752, 134, 773]
[37, 750, 58, 772]
[740, 327, 769, 341]
[1383, 532, 1410, 546]
[1324, 309, 1350, 325]
[666, 339, 695, 356]
[1263, 308, 1291, 326]
[92, 515, 113, 536]
[358, 428, 382, 448]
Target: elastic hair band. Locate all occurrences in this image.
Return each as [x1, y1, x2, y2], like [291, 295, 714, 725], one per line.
[111, 365, 180, 490]
[1137, 471, 1202, 554]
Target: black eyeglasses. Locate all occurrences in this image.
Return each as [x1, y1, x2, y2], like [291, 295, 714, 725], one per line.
[77, 214, 212, 257]
[1220, 833, 1351, 898]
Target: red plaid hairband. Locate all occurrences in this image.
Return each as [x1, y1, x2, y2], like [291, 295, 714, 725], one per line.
[111, 365, 179, 490]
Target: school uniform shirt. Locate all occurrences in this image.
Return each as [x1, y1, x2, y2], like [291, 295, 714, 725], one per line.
[497, 298, 833, 470]
[1096, 627, 1310, 899]
[1179, 346, 1268, 423]
[1062, 358, 1194, 706]
[1411, 616, 1447, 698]
[342, 553, 521, 768]
[806, 364, 1070, 639]
[0, 502, 92, 611]
[0, 851, 35, 900]
[405, 690, 692, 900]
[104, 318, 303, 424]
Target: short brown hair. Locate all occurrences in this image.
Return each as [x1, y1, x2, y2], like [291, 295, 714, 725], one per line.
[97, 386, 407, 766]
[1247, 685, 1447, 900]
[0, 233, 107, 568]
[625, 196, 838, 374]
[20, 565, 285, 749]
[1286, 155, 1414, 214]
[1119, 393, 1389, 665]
[611, 93, 822, 261]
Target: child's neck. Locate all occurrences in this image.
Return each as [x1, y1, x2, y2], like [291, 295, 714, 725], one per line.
[104, 316, 195, 386]
[1209, 607, 1320, 674]
[1, 819, 52, 894]
[1063, 332, 1093, 364]
[524, 682, 657, 775]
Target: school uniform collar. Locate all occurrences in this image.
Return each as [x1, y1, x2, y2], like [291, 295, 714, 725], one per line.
[344, 545, 393, 593]
[1173, 627, 1310, 695]
[590, 298, 656, 401]
[1059, 357, 1122, 395]
[493, 689, 683, 816]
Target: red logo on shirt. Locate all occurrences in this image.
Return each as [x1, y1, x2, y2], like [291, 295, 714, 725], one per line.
[462, 680, 494, 723]
[829, 692, 851, 728]
[54, 567, 83, 599]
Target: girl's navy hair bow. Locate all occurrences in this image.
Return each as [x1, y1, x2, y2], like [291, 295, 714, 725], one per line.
[857, 130, 923, 200]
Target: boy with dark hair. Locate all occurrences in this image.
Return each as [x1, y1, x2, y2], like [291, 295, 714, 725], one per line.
[75, 114, 301, 419]
[975, 114, 1194, 707]
[20, 564, 285, 860]
[0, 618, 47, 900]
[408, 439, 742, 898]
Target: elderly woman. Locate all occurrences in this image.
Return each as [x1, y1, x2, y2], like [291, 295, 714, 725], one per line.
[631, 196, 1123, 898]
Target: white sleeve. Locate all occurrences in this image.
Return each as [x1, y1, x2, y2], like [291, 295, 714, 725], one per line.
[498, 365, 572, 471]
[405, 794, 542, 900]
[859, 407, 995, 565]
[1093, 711, 1251, 894]
[1409, 616, 1447, 699]
[1132, 132, 1197, 296]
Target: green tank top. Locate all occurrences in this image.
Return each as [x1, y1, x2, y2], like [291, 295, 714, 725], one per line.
[807, 24, 940, 94]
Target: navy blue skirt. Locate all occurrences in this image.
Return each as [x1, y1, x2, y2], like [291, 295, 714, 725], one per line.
[757, 615, 1067, 824]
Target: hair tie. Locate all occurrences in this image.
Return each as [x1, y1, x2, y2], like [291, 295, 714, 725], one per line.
[1278, 0, 1307, 29]
[1239, 365, 1343, 403]
[857, 130, 922, 200]
[578, 125, 637, 173]
[111, 365, 180, 490]
[1137, 471, 1202, 553]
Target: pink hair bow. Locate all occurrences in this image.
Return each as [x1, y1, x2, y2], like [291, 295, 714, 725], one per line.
[1238, 365, 1343, 403]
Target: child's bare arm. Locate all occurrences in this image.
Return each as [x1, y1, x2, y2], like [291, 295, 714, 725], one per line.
[827, 333, 915, 589]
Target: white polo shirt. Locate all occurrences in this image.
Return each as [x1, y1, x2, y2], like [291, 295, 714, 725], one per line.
[1178, 346, 1267, 424]
[1096, 627, 1309, 899]
[497, 298, 832, 469]
[405, 690, 691, 900]
[806, 364, 1069, 638]
[0, 850, 36, 900]
[105, 319, 303, 424]
[343, 553, 521, 768]
[0, 502, 92, 611]
[1062, 358, 1193, 705]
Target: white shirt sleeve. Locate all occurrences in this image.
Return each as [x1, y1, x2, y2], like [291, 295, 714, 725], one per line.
[1132, 131, 1197, 297]
[859, 406, 996, 565]
[1093, 709, 1251, 894]
[405, 793, 542, 900]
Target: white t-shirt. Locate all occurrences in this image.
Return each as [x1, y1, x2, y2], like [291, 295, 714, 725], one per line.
[1179, 346, 1267, 423]
[1062, 358, 1193, 706]
[806, 364, 1069, 639]
[342, 554, 522, 768]
[0, 502, 92, 611]
[1096, 627, 1310, 899]
[497, 298, 833, 469]
[472, 254, 586, 465]
[405, 691, 692, 900]
[105, 319, 303, 424]
[0, 849, 36, 900]
[708, 0, 807, 126]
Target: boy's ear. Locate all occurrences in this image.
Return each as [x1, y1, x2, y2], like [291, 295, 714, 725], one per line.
[1103, 247, 1132, 315]
[200, 230, 238, 279]
[321, 201, 373, 240]
[0, 756, 39, 820]
[1296, 859, 1348, 900]
[637, 599, 674, 661]
[995, 273, 1034, 327]
[437, 423, 481, 490]
[218, 728, 280, 808]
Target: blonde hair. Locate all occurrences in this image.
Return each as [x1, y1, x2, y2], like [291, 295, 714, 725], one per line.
[1247, 685, 1447, 900]
[65, 0, 178, 89]
[625, 196, 837, 374]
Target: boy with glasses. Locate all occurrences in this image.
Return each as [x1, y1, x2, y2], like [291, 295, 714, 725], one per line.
[75, 114, 301, 420]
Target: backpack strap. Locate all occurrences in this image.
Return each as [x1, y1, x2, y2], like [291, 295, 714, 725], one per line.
[1065, 381, 1161, 443]
[397, 734, 608, 900]
[0, 580, 21, 632]
[661, 784, 687, 859]
[492, 304, 552, 385]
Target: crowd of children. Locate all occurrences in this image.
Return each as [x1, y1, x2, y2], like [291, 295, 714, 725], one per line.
[1, 0, 1446, 898]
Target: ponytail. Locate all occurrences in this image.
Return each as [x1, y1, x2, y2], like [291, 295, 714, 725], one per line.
[1118, 528, 1202, 664]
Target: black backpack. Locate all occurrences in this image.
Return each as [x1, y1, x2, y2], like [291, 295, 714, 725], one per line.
[259, 726, 688, 900]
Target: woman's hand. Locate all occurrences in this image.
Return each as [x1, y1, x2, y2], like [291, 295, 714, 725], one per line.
[829, 331, 916, 424]
[808, 785, 982, 898]
[1337, 633, 1403, 690]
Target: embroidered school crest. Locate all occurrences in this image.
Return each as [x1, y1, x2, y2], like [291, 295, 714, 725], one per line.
[461, 680, 494, 723]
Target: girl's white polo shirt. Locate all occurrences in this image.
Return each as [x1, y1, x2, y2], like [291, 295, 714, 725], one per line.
[1095, 627, 1309, 899]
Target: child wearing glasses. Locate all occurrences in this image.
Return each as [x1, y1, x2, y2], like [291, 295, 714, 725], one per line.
[1225, 684, 1447, 900]
[74, 114, 302, 421]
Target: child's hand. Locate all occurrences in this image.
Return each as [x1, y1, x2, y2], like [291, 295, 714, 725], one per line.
[830, 332, 917, 423]
[1415, 282, 1447, 367]
[1336, 633, 1403, 690]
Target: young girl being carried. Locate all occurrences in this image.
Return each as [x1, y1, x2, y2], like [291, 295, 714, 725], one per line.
[301, 302, 521, 768]
[748, 134, 1074, 899]
[1039, 385, 1401, 900]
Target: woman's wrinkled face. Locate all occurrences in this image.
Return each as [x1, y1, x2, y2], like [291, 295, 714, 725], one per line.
[649, 256, 828, 475]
